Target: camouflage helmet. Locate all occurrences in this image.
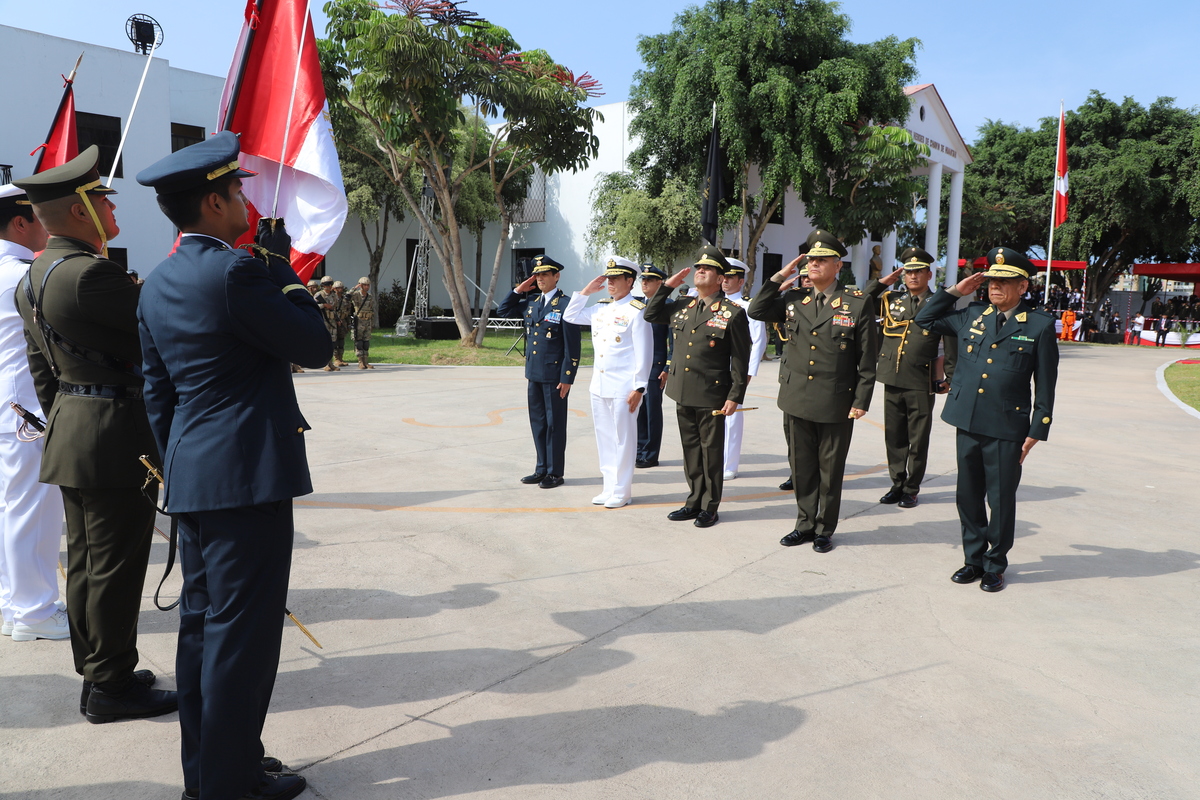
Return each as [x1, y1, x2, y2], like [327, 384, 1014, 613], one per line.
[319, 275, 334, 285]
[332, 280, 345, 289]
[357, 276, 370, 285]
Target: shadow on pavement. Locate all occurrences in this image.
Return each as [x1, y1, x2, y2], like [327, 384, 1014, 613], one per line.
[1010, 544, 1200, 583]
[0, 782, 180, 799]
[285, 584, 500, 624]
[302, 701, 805, 799]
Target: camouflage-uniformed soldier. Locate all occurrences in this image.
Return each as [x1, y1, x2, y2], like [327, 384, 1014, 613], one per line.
[332, 280, 351, 365]
[915, 247, 1059, 593]
[644, 245, 751, 528]
[349, 276, 375, 369]
[314, 276, 340, 371]
[865, 247, 948, 508]
[748, 230, 877, 553]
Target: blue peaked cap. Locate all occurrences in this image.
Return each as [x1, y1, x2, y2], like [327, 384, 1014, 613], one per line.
[136, 131, 257, 194]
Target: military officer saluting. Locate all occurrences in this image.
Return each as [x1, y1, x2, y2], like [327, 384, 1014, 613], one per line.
[497, 255, 581, 489]
[644, 246, 751, 528]
[564, 257, 652, 508]
[635, 264, 670, 469]
[749, 229, 877, 553]
[719, 257, 767, 480]
[866, 247, 948, 508]
[915, 247, 1058, 592]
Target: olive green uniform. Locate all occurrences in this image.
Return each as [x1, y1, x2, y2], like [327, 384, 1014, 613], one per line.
[349, 289, 374, 357]
[749, 279, 877, 537]
[15, 236, 159, 684]
[644, 291, 751, 513]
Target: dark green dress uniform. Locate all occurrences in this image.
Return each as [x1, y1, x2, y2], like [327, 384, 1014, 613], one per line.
[13, 149, 163, 694]
[866, 247, 943, 503]
[915, 247, 1059, 586]
[748, 232, 877, 548]
[644, 248, 750, 521]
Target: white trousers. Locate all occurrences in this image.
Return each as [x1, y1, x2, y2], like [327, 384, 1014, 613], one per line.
[591, 394, 638, 502]
[723, 404, 746, 473]
[0, 433, 63, 625]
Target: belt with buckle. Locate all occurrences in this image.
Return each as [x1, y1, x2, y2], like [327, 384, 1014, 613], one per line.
[58, 382, 143, 399]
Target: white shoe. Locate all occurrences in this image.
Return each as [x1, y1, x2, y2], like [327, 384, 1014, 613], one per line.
[1, 618, 12, 636]
[604, 497, 630, 509]
[723, 470, 737, 480]
[591, 493, 611, 505]
[12, 609, 70, 642]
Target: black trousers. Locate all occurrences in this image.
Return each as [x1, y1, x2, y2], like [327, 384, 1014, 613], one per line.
[676, 404, 725, 512]
[177, 500, 294, 800]
[636, 362, 666, 462]
[528, 380, 569, 477]
[883, 385, 935, 495]
[59, 485, 155, 683]
[785, 414, 854, 536]
[955, 430, 1022, 574]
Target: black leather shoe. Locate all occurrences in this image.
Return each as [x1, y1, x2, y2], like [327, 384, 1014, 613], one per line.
[951, 565, 984, 584]
[694, 510, 719, 528]
[897, 493, 918, 509]
[666, 506, 701, 521]
[880, 487, 904, 504]
[81, 669, 156, 714]
[242, 773, 307, 800]
[86, 679, 178, 724]
[538, 474, 564, 489]
[183, 759, 290, 799]
[812, 535, 834, 553]
[521, 472, 547, 484]
[779, 530, 814, 547]
[635, 459, 658, 468]
[778, 478, 793, 491]
[980, 572, 1006, 592]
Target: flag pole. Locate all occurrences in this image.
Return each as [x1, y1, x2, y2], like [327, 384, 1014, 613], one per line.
[1043, 100, 1064, 305]
[32, 53, 84, 173]
[107, 39, 160, 188]
[272, 0, 312, 218]
[221, 0, 263, 132]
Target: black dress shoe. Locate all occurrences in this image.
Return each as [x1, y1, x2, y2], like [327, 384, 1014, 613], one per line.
[538, 474, 564, 489]
[242, 773, 307, 800]
[980, 572, 1006, 592]
[666, 506, 701, 521]
[521, 472, 547, 484]
[778, 478, 793, 491]
[693, 510, 719, 528]
[81, 669, 156, 714]
[880, 487, 904, 504]
[635, 459, 658, 468]
[951, 565, 984, 584]
[779, 530, 814, 547]
[182, 759, 290, 799]
[897, 493, 918, 509]
[812, 535, 834, 553]
[86, 679, 178, 724]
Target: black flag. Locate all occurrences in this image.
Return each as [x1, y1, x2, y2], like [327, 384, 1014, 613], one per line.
[700, 108, 725, 246]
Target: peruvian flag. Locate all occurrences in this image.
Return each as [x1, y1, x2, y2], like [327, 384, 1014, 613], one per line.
[218, 0, 346, 282]
[1053, 108, 1069, 228]
[31, 65, 81, 173]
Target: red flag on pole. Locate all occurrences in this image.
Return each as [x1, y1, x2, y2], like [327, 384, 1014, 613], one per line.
[1053, 109, 1069, 228]
[31, 66, 82, 173]
[218, 0, 346, 282]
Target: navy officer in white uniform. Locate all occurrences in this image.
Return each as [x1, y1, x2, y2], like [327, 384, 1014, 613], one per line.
[719, 258, 767, 480]
[565, 257, 653, 508]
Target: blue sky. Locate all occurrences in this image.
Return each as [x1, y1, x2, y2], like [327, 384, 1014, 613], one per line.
[3, 0, 1197, 143]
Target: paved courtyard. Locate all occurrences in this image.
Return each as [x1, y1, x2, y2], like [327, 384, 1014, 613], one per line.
[2, 343, 1197, 799]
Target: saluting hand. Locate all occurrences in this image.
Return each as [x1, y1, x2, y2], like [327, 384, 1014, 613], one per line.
[881, 267, 904, 287]
[515, 275, 538, 293]
[774, 255, 804, 283]
[581, 275, 606, 296]
[954, 272, 987, 296]
[664, 267, 691, 289]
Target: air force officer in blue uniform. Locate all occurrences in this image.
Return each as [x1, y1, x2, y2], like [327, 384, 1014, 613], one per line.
[136, 133, 330, 800]
[497, 256, 581, 489]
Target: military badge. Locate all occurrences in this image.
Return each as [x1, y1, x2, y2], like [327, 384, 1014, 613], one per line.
[1016, 312, 1027, 322]
[983, 306, 994, 315]
[723, 310, 732, 319]
[830, 298, 842, 309]
[802, 296, 812, 305]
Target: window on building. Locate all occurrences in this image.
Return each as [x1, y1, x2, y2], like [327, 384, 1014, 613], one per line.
[768, 196, 784, 225]
[512, 247, 545, 288]
[512, 166, 546, 224]
[171, 123, 205, 153]
[406, 238, 420, 283]
[76, 112, 123, 180]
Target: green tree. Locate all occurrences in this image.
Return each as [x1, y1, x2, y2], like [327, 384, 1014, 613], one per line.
[322, 0, 600, 346]
[585, 173, 705, 268]
[628, 0, 924, 287]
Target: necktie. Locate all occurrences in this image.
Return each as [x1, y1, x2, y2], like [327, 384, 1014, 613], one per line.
[816, 294, 826, 309]
[997, 312, 1006, 328]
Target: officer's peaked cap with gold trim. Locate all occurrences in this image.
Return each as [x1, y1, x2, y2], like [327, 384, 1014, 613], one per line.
[136, 131, 256, 194]
[982, 246, 1034, 279]
[602, 256, 638, 277]
[14, 146, 117, 204]
[531, 254, 564, 273]
[693, 244, 731, 274]
[724, 257, 748, 277]
[898, 247, 935, 270]
[0, 183, 32, 211]
[640, 263, 667, 280]
[805, 229, 847, 259]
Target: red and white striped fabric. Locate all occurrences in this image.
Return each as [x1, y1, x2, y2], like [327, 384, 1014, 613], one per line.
[1053, 109, 1069, 228]
[218, 0, 346, 282]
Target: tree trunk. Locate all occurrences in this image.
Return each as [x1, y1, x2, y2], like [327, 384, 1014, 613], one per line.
[472, 211, 513, 346]
[743, 194, 781, 291]
[474, 228, 484, 314]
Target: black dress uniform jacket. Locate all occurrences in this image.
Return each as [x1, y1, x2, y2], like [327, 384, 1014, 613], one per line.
[498, 288, 581, 385]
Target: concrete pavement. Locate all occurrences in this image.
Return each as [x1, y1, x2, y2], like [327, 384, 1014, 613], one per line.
[2, 343, 1197, 799]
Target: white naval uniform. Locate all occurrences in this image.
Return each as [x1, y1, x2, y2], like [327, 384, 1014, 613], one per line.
[723, 293, 767, 475]
[0, 239, 64, 629]
[565, 292, 652, 505]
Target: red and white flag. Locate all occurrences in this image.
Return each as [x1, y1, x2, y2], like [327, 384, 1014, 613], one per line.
[1053, 108, 1069, 228]
[218, 0, 346, 282]
[32, 69, 80, 173]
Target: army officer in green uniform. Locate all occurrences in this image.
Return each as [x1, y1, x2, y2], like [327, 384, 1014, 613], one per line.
[865, 247, 948, 509]
[644, 246, 751, 528]
[749, 230, 877, 553]
[13, 147, 176, 721]
[915, 247, 1058, 592]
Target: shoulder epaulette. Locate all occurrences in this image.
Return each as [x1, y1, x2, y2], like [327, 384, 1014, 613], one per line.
[852, 290, 863, 297]
[629, 298, 645, 309]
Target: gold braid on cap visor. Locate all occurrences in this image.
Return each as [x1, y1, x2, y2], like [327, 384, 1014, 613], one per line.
[74, 180, 109, 259]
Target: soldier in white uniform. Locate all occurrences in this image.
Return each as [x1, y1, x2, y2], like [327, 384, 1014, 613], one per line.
[0, 184, 66, 641]
[721, 258, 767, 480]
[565, 257, 652, 509]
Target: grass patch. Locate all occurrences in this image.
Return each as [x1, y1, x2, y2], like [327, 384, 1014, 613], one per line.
[366, 328, 595, 367]
[1164, 363, 1200, 411]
